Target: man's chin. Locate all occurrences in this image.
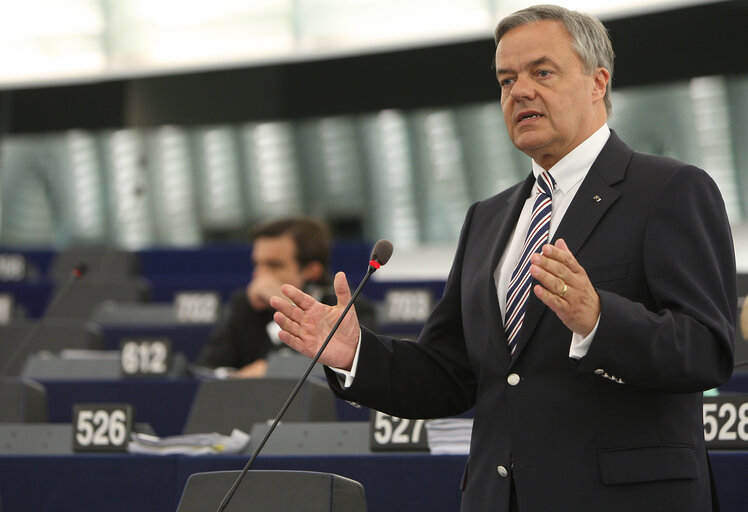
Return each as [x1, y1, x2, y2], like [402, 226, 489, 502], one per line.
[511, 133, 550, 157]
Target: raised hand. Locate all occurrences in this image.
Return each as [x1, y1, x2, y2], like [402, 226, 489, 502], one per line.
[269, 272, 361, 371]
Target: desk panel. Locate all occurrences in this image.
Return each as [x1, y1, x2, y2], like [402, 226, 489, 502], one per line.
[176, 454, 465, 512]
[42, 379, 199, 437]
[0, 454, 178, 512]
[41, 378, 369, 437]
[720, 371, 748, 394]
[0, 452, 745, 512]
[100, 324, 214, 362]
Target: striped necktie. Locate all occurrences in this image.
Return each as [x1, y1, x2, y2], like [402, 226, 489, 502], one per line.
[504, 171, 555, 355]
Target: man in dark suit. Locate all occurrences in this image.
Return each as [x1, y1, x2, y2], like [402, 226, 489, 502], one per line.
[270, 5, 736, 511]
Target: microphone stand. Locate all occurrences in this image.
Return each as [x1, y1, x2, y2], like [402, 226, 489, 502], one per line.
[0, 264, 87, 378]
[215, 259, 382, 512]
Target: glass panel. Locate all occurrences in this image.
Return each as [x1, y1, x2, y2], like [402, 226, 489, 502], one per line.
[689, 76, 741, 224]
[100, 129, 154, 248]
[145, 126, 202, 245]
[47, 130, 109, 244]
[454, 102, 528, 201]
[409, 108, 472, 244]
[0, 136, 57, 245]
[191, 125, 245, 233]
[240, 121, 305, 221]
[357, 110, 421, 248]
[295, 116, 366, 219]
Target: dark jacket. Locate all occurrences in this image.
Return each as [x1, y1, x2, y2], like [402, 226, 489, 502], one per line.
[327, 132, 736, 512]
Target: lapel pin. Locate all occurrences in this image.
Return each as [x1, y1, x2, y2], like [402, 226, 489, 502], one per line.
[592, 195, 602, 203]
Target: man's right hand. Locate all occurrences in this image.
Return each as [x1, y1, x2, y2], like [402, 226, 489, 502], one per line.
[269, 272, 360, 371]
[247, 274, 284, 310]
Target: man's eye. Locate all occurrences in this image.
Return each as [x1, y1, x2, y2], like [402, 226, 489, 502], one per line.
[537, 70, 552, 78]
[500, 78, 514, 87]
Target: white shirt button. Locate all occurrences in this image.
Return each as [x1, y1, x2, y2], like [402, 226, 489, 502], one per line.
[497, 465, 508, 477]
[507, 373, 520, 386]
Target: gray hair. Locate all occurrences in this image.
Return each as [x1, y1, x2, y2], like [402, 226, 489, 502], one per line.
[494, 4, 614, 116]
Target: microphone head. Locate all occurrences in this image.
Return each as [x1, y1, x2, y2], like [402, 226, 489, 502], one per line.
[72, 263, 88, 278]
[370, 239, 394, 266]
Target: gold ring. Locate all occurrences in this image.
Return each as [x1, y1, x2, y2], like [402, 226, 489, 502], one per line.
[559, 282, 568, 298]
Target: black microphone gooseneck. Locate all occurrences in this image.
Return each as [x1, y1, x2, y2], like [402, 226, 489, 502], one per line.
[0, 263, 88, 378]
[215, 239, 394, 512]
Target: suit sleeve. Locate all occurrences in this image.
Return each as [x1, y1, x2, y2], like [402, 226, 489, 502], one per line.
[579, 165, 736, 392]
[326, 204, 479, 419]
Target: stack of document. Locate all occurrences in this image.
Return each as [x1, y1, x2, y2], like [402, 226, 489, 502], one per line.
[128, 428, 250, 455]
[425, 418, 473, 455]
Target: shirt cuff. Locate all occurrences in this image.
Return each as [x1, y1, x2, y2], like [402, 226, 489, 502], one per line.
[328, 330, 362, 389]
[569, 314, 600, 359]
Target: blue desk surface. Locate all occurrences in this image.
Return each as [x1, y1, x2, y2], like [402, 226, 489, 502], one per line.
[0, 451, 745, 512]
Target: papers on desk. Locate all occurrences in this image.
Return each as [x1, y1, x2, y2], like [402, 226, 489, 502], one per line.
[425, 418, 473, 455]
[127, 428, 250, 456]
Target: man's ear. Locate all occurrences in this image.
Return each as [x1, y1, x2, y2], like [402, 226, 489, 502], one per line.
[592, 67, 610, 102]
[301, 261, 325, 283]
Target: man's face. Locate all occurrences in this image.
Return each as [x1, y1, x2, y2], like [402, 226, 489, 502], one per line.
[251, 235, 306, 289]
[495, 20, 608, 169]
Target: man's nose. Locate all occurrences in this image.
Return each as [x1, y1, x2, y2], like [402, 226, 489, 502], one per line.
[510, 75, 536, 101]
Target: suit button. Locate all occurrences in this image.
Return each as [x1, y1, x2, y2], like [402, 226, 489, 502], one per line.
[507, 373, 520, 386]
[497, 465, 508, 478]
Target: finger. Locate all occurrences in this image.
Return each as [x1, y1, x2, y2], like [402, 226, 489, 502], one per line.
[530, 252, 570, 283]
[270, 296, 304, 328]
[271, 305, 301, 333]
[530, 262, 567, 297]
[333, 272, 352, 305]
[275, 325, 307, 354]
[279, 283, 318, 310]
[532, 283, 567, 312]
[544, 239, 584, 273]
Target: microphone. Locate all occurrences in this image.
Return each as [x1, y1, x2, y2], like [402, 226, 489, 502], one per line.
[0, 263, 88, 377]
[215, 239, 393, 512]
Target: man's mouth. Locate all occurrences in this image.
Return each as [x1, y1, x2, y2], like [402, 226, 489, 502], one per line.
[516, 111, 543, 123]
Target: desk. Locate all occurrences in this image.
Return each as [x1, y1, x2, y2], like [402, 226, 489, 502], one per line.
[99, 324, 215, 363]
[720, 371, 748, 394]
[0, 451, 745, 512]
[42, 379, 200, 437]
[40, 378, 369, 437]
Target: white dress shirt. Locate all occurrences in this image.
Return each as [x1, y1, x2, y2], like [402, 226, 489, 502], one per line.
[496, 123, 609, 358]
[334, 124, 611, 386]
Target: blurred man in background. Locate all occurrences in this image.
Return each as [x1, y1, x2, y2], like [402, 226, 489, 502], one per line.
[197, 217, 374, 377]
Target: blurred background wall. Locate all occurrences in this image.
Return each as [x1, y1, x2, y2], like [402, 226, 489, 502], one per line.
[1, 0, 747, 267]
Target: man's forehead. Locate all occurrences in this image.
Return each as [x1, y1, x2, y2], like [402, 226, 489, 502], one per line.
[253, 235, 297, 255]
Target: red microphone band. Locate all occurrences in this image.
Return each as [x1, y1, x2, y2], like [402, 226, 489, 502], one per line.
[369, 259, 381, 270]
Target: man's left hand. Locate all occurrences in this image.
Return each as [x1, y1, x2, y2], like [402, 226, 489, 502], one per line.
[529, 238, 600, 337]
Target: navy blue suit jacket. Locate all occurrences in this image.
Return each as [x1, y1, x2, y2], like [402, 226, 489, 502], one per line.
[328, 132, 736, 511]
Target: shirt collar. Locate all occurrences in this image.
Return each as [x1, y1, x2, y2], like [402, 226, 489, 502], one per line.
[531, 123, 611, 194]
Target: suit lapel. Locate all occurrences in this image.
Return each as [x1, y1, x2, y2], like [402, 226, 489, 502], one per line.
[509, 132, 631, 364]
[478, 173, 535, 369]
